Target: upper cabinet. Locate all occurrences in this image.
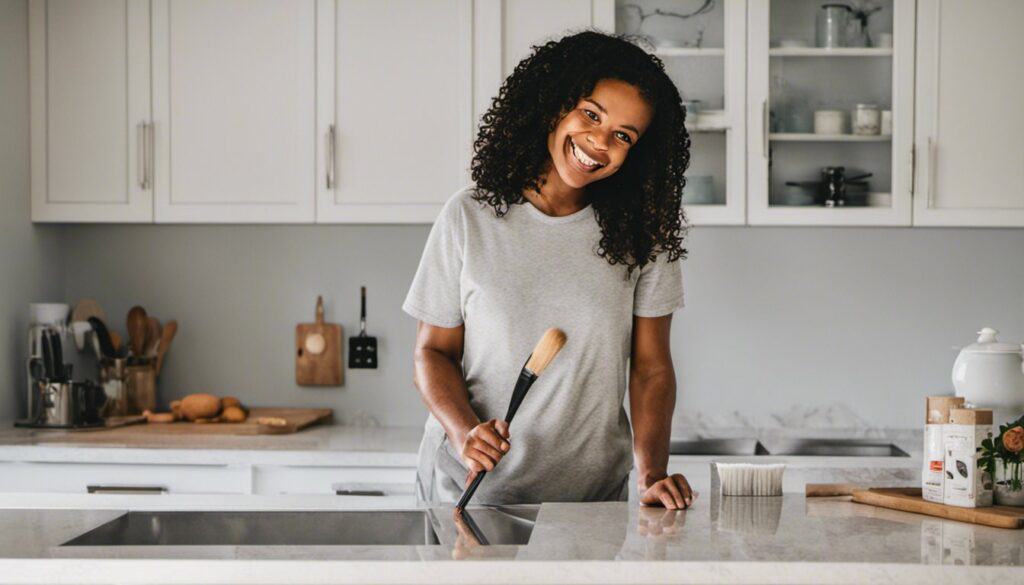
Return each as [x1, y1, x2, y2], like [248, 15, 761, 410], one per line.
[912, 0, 1024, 227]
[30, 0, 153, 222]
[599, 0, 748, 225]
[151, 0, 319, 223]
[317, 0, 495, 223]
[747, 0, 915, 226]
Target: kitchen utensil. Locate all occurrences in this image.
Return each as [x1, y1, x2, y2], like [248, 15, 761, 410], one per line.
[48, 329, 65, 382]
[348, 287, 378, 369]
[125, 364, 157, 414]
[30, 303, 69, 329]
[813, 109, 845, 134]
[456, 328, 568, 512]
[145, 317, 162, 357]
[852, 487, 1024, 529]
[952, 327, 1024, 426]
[126, 305, 148, 357]
[98, 357, 129, 418]
[40, 330, 55, 381]
[852, 103, 881, 135]
[297, 296, 343, 385]
[816, 4, 852, 48]
[70, 299, 106, 349]
[110, 331, 123, 355]
[786, 167, 872, 207]
[155, 319, 178, 375]
[87, 317, 117, 359]
[20, 380, 106, 428]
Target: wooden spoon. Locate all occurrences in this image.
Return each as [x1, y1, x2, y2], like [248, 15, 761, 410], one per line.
[126, 305, 148, 357]
[155, 319, 178, 374]
[145, 317, 162, 358]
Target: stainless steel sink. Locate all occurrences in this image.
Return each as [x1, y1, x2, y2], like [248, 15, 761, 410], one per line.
[763, 439, 910, 457]
[669, 438, 769, 456]
[62, 509, 536, 547]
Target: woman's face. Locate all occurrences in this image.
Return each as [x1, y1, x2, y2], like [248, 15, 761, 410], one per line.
[546, 78, 653, 190]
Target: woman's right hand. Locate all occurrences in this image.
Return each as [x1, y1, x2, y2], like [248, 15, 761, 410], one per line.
[458, 419, 510, 485]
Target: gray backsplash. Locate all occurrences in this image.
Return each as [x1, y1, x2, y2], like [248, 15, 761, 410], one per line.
[58, 223, 1024, 429]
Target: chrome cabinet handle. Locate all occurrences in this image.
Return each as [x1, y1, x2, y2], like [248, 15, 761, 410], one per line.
[137, 122, 147, 189]
[87, 485, 167, 494]
[146, 122, 154, 189]
[762, 100, 769, 158]
[926, 137, 936, 208]
[326, 124, 337, 189]
[335, 489, 385, 496]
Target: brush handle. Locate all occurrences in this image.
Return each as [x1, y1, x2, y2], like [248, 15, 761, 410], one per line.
[455, 369, 537, 511]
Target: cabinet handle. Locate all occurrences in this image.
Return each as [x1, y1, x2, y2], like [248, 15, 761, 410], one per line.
[762, 100, 769, 158]
[926, 137, 936, 209]
[146, 122, 154, 190]
[137, 122, 147, 189]
[335, 489, 385, 496]
[326, 124, 337, 189]
[87, 485, 167, 494]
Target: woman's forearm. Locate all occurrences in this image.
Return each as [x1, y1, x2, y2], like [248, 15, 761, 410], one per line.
[629, 368, 676, 489]
[413, 346, 479, 446]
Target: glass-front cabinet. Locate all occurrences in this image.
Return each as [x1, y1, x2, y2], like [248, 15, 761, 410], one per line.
[747, 0, 915, 225]
[610, 0, 747, 225]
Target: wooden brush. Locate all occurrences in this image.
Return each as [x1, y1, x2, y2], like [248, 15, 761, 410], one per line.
[455, 328, 567, 511]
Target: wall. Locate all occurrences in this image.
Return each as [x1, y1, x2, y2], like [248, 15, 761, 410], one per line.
[61, 223, 1024, 429]
[0, 0, 64, 421]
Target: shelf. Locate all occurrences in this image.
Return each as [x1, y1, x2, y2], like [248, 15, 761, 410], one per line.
[769, 47, 893, 57]
[770, 133, 891, 142]
[654, 47, 725, 57]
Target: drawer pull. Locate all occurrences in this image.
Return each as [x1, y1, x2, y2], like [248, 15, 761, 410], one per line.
[335, 489, 385, 497]
[87, 485, 167, 494]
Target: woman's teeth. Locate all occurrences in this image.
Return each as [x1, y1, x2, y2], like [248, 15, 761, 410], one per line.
[570, 138, 603, 170]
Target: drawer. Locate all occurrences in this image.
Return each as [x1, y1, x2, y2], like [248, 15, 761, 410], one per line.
[253, 465, 416, 497]
[0, 461, 249, 495]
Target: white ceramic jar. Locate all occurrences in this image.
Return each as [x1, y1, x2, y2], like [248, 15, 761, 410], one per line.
[952, 327, 1024, 425]
[852, 104, 881, 135]
[814, 110, 845, 134]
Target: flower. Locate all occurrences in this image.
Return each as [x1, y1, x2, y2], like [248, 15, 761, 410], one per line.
[1003, 426, 1024, 453]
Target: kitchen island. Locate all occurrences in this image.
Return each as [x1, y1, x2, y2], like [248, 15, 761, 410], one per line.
[0, 493, 1021, 584]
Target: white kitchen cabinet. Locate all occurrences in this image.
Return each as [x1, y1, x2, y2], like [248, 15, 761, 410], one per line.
[29, 0, 153, 223]
[0, 462, 250, 495]
[252, 464, 416, 505]
[151, 0, 320, 223]
[746, 0, 915, 226]
[315, 0, 500, 223]
[911, 0, 1024, 227]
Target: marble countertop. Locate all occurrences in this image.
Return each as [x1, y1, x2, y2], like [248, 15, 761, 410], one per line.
[1, 495, 1021, 583]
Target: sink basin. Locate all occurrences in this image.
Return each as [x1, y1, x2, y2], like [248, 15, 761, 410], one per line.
[669, 438, 769, 456]
[764, 439, 910, 457]
[62, 509, 536, 547]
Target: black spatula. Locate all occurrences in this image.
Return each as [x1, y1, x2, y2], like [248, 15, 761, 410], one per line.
[348, 286, 377, 369]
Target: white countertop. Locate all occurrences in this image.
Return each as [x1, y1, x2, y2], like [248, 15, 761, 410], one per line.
[0, 495, 1021, 584]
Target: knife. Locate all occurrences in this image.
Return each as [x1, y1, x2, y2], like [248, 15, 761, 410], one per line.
[40, 330, 54, 381]
[87, 317, 117, 359]
[48, 330, 65, 382]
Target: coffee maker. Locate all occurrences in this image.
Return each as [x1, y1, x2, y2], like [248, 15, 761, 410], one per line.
[18, 304, 106, 429]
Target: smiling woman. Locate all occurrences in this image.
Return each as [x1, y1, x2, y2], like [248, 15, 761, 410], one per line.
[404, 31, 693, 510]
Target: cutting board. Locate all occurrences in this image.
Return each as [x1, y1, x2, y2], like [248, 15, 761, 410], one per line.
[134, 408, 333, 435]
[852, 487, 1024, 529]
[296, 296, 343, 386]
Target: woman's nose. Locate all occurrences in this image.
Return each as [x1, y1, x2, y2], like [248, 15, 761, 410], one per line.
[586, 132, 609, 151]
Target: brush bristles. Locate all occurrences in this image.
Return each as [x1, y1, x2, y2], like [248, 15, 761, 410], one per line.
[524, 328, 567, 376]
[715, 463, 785, 496]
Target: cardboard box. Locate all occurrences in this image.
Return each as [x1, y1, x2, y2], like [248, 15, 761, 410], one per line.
[943, 408, 994, 508]
[922, 396, 965, 503]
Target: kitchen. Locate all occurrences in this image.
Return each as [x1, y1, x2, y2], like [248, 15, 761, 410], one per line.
[1, 0, 1024, 583]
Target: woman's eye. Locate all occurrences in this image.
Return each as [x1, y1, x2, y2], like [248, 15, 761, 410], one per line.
[615, 131, 633, 144]
[583, 109, 599, 122]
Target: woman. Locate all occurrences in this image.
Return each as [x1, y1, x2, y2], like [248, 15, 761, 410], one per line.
[403, 31, 692, 509]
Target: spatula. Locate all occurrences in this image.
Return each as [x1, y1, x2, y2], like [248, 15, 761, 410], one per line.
[348, 286, 377, 369]
[455, 328, 567, 512]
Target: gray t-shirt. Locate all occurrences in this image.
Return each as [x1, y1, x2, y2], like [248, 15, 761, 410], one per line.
[402, 185, 684, 505]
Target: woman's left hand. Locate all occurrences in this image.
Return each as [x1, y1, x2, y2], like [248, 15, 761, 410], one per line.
[639, 473, 694, 509]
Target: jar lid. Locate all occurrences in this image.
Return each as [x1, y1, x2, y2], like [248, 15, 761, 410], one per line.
[961, 327, 1023, 354]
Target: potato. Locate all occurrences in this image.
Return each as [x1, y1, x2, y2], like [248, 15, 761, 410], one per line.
[180, 393, 221, 421]
[221, 405, 247, 423]
[143, 410, 176, 424]
[221, 396, 242, 409]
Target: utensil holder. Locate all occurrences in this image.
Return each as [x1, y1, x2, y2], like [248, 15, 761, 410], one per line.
[99, 358, 129, 417]
[125, 362, 157, 414]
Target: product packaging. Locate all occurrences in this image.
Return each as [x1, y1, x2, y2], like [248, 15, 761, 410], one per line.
[922, 396, 965, 503]
[943, 408, 994, 508]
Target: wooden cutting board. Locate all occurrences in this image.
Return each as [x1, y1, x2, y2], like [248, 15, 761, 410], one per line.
[296, 296, 343, 386]
[852, 487, 1024, 529]
[134, 408, 333, 435]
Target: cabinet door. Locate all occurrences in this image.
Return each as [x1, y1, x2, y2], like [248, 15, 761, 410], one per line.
[316, 0, 486, 223]
[913, 1, 1024, 227]
[29, 0, 152, 223]
[152, 0, 318, 223]
[747, 0, 914, 226]
[599, 0, 747, 226]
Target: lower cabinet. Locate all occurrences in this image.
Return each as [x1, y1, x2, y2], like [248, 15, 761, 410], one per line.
[0, 461, 250, 495]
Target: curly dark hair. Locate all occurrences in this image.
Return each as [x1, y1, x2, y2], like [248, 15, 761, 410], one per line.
[471, 30, 690, 275]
